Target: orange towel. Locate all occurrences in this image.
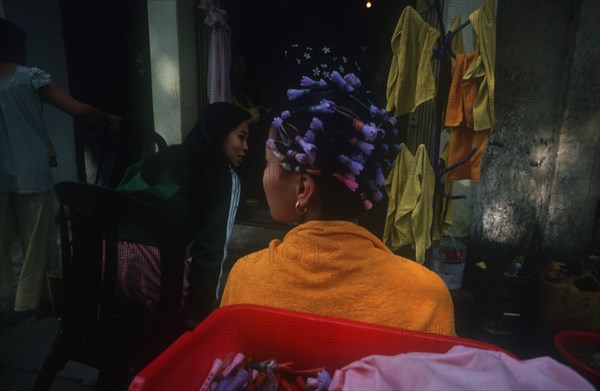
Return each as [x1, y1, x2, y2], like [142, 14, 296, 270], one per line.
[445, 52, 489, 183]
[221, 220, 455, 335]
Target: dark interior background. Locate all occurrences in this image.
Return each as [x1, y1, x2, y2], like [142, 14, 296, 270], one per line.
[223, 0, 413, 235]
[57, 0, 414, 233]
[59, 0, 155, 187]
[225, 0, 413, 104]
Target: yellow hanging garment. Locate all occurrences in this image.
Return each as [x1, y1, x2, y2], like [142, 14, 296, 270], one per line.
[464, 0, 496, 131]
[386, 7, 441, 117]
[384, 144, 435, 264]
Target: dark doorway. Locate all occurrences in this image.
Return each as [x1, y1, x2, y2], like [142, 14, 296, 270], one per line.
[222, 0, 412, 234]
[59, 0, 155, 188]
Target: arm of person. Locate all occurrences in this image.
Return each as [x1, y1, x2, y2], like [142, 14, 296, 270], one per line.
[38, 81, 121, 130]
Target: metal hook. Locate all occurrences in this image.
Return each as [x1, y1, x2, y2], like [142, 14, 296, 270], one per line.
[437, 146, 479, 199]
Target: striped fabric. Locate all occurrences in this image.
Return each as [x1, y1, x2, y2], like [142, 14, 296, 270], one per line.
[215, 167, 240, 300]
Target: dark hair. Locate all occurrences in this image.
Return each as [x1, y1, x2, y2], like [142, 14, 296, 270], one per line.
[270, 74, 399, 221]
[140, 102, 250, 193]
[0, 18, 26, 64]
[182, 102, 251, 159]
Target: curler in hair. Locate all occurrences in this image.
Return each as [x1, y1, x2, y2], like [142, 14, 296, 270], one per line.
[332, 172, 359, 192]
[351, 119, 378, 141]
[369, 104, 380, 118]
[367, 180, 384, 202]
[287, 88, 311, 100]
[309, 100, 336, 113]
[300, 76, 327, 88]
[295, 136, 317, 166]
[303, 129, 316, 143]
[309, 117, 325, 132]
[295, 136, 316, 155]
[375, 164, 386, 186]
[272, 117, 284, 129]
[359, 192, 373, 210]
[265, 139, 286, 160]
[344, 73, 361, 88]
[350, 152, 366, 165]
[349, 138, 374, 155]
[329, 71, 354, 93]
[287, 149, 308, 165]
[337, 154, 364, 176]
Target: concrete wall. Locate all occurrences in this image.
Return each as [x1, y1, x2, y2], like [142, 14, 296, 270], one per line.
[544, 0, 600, 251]
[472, 0, 599, 260]
[3, 0, 77, 183]
[147, 0, 199, 145]
[148, 1, 182, 145]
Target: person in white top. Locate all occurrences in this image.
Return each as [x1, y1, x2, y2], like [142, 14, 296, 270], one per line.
[0, 18, 120, 313]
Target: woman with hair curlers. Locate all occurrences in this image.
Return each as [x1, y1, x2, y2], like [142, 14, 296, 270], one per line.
[220, 73, 455, 336]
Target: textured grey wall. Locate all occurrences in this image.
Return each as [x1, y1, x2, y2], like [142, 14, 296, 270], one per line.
[472, 0, 599, 261]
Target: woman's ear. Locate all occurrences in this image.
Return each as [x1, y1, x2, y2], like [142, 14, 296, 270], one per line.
[296, 175, 316, 208]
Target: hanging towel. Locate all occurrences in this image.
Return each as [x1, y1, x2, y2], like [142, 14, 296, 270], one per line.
[205, 6, 232, 103]
[464, 0, 496, 131]
[386, 7, 441, 117]
[446, 51, 490, 182]
[384, 144, 435, 264]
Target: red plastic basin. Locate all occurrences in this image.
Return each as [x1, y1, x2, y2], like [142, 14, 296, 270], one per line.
[554, 329, 600, 388]
[129, 304, 516, 391]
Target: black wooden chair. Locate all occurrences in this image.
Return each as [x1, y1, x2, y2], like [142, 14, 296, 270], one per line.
[33, 181, 186, 391]
[95, 125, 169, 189]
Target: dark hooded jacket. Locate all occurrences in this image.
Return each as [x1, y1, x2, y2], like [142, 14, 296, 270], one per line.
[117, 102, 250, 313]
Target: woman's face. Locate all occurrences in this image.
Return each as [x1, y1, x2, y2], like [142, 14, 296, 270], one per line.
[263, 144, 300, 222]
[223, 121, 250, 167]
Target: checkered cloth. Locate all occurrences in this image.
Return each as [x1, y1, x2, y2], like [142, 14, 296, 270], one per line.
[116, 241, 189, 313]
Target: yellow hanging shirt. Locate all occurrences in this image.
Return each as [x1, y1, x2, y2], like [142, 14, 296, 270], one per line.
[386, 7, 441, 117]
[464, 0, 496, 131]
[384, 144, 435, 264]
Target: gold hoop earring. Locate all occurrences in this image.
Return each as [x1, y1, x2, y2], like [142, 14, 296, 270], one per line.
[295, 200, 308, 216]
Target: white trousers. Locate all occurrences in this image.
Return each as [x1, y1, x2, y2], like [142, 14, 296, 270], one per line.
[0, 190, 56, 311]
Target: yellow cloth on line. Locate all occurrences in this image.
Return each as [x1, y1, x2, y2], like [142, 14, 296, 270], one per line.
[221, 220, 455, 335]
[386, 6, 441, 117]
[383, 144, 435, 265]
[464, 0, 496, 131]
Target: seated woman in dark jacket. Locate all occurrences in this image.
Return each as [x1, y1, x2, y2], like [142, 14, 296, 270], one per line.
[117, 102, 251, 321]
